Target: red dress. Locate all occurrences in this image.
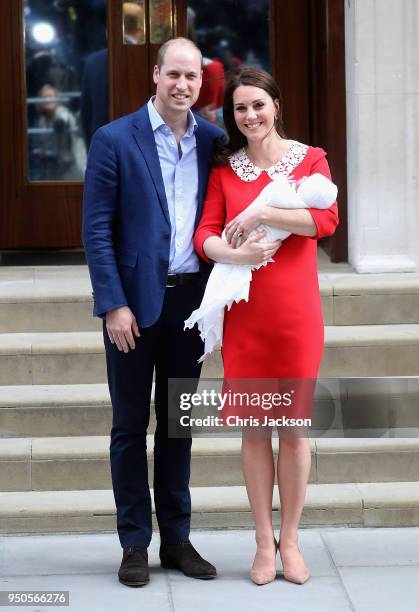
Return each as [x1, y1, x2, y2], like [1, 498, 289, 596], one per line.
[194, 142, 339, 384]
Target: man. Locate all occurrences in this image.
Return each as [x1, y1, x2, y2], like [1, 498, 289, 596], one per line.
[122, 2, 145, 45]
[31, 84, 84, 180]
[83, 38, 224, 587]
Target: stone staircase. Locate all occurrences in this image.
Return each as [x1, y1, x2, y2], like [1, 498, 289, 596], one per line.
[1, 263, 419, 534]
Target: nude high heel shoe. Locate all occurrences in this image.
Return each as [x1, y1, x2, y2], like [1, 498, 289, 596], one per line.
[250, 538, 278, 586]
[278, 539, 310, 585]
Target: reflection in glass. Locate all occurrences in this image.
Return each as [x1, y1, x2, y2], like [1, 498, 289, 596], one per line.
[122, 1, 145, 45]
[150, 0, 173, 45]
[24, 0, 108, 181]
[187, 0, 270, 127]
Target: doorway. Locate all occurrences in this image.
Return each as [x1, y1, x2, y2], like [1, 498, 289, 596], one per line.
[0, 0, 347, 260]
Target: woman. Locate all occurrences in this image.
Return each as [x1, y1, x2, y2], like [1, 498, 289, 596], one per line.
[193, 68, 338, 585]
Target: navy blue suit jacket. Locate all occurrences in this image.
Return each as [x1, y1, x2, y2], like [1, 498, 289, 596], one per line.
[82, 104, 224, 327]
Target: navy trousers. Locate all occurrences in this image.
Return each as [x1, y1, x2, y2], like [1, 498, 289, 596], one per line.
[103, 281, 204, 548]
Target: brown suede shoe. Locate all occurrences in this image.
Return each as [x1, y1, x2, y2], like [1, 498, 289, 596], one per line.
[118, 547, 149, 587]
[160, 540, 217, 579]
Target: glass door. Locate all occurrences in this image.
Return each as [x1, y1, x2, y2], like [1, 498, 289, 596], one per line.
[24, 0, 108, 182]
[0, 0, 175, 248]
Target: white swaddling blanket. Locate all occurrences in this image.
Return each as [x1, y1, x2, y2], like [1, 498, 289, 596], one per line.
[184, 172, 338, 362]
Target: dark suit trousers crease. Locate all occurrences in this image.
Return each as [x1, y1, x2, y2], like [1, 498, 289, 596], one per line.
[103, 282, 204, 548]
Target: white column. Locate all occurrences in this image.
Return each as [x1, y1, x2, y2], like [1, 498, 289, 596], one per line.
[345, 0, 419, 273]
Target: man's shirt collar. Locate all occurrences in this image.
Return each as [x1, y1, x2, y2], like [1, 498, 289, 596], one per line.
[147, 97, 198, 137]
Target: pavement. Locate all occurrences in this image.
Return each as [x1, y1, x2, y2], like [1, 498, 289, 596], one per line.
[1, 527, 418, 611]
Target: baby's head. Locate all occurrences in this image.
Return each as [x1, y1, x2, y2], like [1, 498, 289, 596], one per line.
[297, 174, 337, 207]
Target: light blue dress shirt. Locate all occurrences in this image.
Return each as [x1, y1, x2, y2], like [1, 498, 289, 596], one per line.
[147, 97, 200, 273]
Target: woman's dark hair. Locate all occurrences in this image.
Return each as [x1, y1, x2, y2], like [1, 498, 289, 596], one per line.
[213, 67, 286, 166]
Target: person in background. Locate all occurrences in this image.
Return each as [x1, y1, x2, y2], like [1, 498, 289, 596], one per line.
[123, 2, 145, 44]
[194, 57, 225, 125]
[30, 83, 85, 180]
[80, 48, 109, 150]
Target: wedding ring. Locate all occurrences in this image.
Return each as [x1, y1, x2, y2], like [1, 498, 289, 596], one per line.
[237, 232, 244, 238]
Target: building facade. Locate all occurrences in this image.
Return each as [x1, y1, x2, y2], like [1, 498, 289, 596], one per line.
[0, 0, 417, 272]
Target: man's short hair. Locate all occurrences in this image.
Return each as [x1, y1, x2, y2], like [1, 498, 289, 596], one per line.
[156, 37, 203, 70]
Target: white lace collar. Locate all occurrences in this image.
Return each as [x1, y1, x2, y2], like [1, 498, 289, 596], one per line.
[228, 140, 308, 182]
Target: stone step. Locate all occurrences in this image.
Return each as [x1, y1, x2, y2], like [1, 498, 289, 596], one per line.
[0, 332, 105, 385]
[320, 325, 419, 377]
[0, 267, 99, 333]
[2, 380, 419, 438]
[0, 385, 112, 437]
[198, 325, 419, 379]
[1, 326, 419, 384]
[1, 481, 419, 533]
[0, 435, 248, 492]
[1, 268, 419, 331]
[2, 435, 419, 492]
[323, 272, 419, 325]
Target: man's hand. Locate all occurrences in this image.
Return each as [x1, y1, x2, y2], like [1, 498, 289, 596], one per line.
[106, 306, 140, 353]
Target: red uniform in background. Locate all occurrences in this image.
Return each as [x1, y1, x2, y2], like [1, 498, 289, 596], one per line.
[194, 58, 225, 124]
